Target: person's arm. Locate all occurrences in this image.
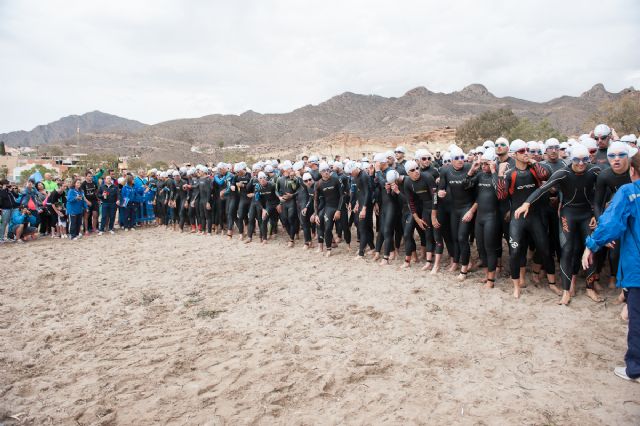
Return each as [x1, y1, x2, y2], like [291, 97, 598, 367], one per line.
[336, 177, 344, 211]
[93, 168, 105, 184]
[585, 187, 631, 252]
[525, 169, 568, 206]
[593, 173, 608, 219]
[462, 173, 478, 190]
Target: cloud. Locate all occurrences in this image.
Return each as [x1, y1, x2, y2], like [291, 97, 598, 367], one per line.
[0, 0, 638, 132]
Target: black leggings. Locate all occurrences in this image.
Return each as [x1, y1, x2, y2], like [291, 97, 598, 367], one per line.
[319, 206, 339, 249]
[197, 202, 213, 233]
[236, 198, 250, 233]
[279, 201, 298, 241]
[354, 207, 373, 256]
[450, 205, 474, 266]
[508, 212, 555, 280]
[335, 203, 351, 244]
[299, 205, 313, 243]
[259, 205, 278, 240]
[247, 202, 261, 239]
[226, 196, 239, 232]
[559, 208, 596, 291]
[437, 205, 455, 259]
[475, 212, 500, 272]
[375, 205, 396, 258]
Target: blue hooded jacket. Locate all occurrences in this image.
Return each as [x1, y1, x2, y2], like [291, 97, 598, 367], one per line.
[586, 180, 640, 289]
[9, 209, 37, 233]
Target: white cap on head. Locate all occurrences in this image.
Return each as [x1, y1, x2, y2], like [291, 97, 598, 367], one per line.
[481, 147, 496, 162]
[385, 150, 395, 159]
[526, 141, 539, 151]
[292, 161, 305, 171]
[281, 162, 292, 171]
[580, 138, 598, 150]
[179, 166, 187, 174]
[373, 153, 387, 163]
[545, 138, 560, 149]
[495, 137, 509, 146]
[404, 160, 418, 171]
[252, 163, 261, 171]
[282, 160, 292, 168]
[386, 169, 400, 183]
[559, 142, 569, 150]
[264, 165, 274, 173]
[318, 161, 330, 172]
[594, 124, 611, 138]
[509, 139, 527, 152]
[361, 161, 370, 169]
[216, 162, 226, 169]
[415, 148, 428, 158]
[608, 141, 639, 157]
[395, 146, 406, 154]
[567, 138, 577, 144]
[160, 171, 168, 178]
[621, 134, 638, 143]
[476, 146, 486, 154]
[234, 162, 246, 172]
[344, 161, 357, 174]
[258, 172, 267, 180]
[483, 140, 495, 149]
[361, 157, 369, 162]
[449, 145, 464, 157]
[333, 161, 343, 170]
[172, 171, 180, 177]
[578, 134, 590, 142]
[442, 152, 451, 161]
[270, 160, 278, 167]
[570, 144, 590, 160]
[308, 155, 319, 163]
[302, 172, 312, 181]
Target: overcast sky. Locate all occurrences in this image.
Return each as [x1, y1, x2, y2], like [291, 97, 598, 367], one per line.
[0, 0, 638, 133]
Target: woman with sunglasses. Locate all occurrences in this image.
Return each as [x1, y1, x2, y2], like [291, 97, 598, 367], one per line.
[437, 146, 475, 280]
[497, 139, 553, 298]
[515, 144, 601, 305]
[464, 149, 500, 288]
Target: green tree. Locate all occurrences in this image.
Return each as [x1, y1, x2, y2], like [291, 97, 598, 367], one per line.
[20, 164, 57, 183]
[0, 141, 6, 156]
[0, 165, 8, 178]
[586, 93, 640, 134]
[217, 140, 225, 148]
[507, 118, 565, 141]
[49, 146, 64, 156]
[456, 108, 520, 147]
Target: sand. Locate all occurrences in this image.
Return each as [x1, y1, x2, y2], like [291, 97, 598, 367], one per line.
[1, 227, 639, 425]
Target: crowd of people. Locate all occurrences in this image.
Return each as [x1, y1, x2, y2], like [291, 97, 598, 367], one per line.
[2, 123, 639, 381]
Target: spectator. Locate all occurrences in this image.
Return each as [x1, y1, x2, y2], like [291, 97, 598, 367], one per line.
[42, 173, 58, 193]
[66, 179, 86, 240]
[98, 175, 118, 235]
[48, 180, 68, 238]
[9, 207, 38, 243]
[0, 179, 19, 242]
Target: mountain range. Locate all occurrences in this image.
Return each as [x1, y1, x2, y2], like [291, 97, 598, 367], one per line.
[1, 83, 635, 154]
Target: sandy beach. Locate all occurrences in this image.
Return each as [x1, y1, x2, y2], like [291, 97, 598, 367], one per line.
[1, 228, 639, 425]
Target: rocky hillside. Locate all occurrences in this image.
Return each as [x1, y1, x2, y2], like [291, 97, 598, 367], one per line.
[1, 111, 147, 147]
[140, 83, 636, 148]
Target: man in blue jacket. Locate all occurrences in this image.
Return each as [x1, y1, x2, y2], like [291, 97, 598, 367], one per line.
[9, 207, 38, 242]
[583, 148, 640, 383]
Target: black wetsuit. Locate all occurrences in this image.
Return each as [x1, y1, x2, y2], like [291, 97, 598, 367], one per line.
[497, 163, 554, 280]
[296, 181, 315, 244]
[197, 175, 213, 233]
[595, 148, 610, 170]
[314, 175, 344, 250]
[235, 173, 252, 234]
[464, 170, 500, 272]
[404, 171, 439, 257]
[526, 164, 600, 290]
[540, 159, 566, 260]
[352, 170, 373, 256]
[374, 168, 399, 258]
[256, 181, 279, 240]
[335, 172, 352, 245]
[438, 163, 475, 266]
[276, 175, 300, 241]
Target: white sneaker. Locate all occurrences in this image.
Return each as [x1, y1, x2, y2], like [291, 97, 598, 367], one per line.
[78, 233, 83, 238]
[614, 366, 640, 382]
[98, 231, 103, 236]
[109, 230, 115, 235]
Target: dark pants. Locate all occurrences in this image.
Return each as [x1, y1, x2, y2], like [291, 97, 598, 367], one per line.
[122, 204, 136, 229]
[626, 287, 640, 379]
[69, 214, 82, 238]
[100, 203, 116, 231]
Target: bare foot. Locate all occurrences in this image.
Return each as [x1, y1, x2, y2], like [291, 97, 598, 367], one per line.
[558, 291, 571, 305]
[594, 281, 604, 292]
[569, 277, 577, 297]
[373, 252, 380, 261]
[513, 284, 521, 299]
[483, 280, 494, 289]
[303, 244, 309, 250]
[448, 263, 458, 272]
[430, 266, 440, 275]
[389, 251, 397, 261]
[586, 288, 604, 303]
[548, 284, 562, 296]
[354, 254, 365, 260]
[621, 304, 629, 321]
[532, 271, 541, 284]
[379, 259, 389, 266]
[325, 250, 332, 258]
[420, 263, 432, 271]
[316, 246, 323, 253]
[457, 273, 467, 282]
[261, 239, 267, 245]
[401, 262, 411, 269]
[244, 238, 252, 244]
[288, 241, 294, 248]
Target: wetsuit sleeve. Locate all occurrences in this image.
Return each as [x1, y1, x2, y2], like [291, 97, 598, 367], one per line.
[404, 180, 417, 214]
[593, 173, 607, 218]
[525, 169, 567, 205]
[313, 182, 320, 214]
[214, 175, 225, 186]
[360, 173, 371, 207]
[533, 162, 549, 180]
[438, 169, 448, 191]
[585, 187, 631, 252]
[336, 177, 344, 210]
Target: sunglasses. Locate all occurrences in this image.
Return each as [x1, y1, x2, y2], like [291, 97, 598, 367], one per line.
[420, 157, 432, 161]
[514, 148, 527, 154]
[303, 179, 312, 182]
[596, 136, 610, 140]
[320, 169, 330, 173]
[451, 156, 465, 161]
[546, 147, 558, 151]
[406, 168, 418, 173]
[607, 152, 628, 159]
[496, 143, 508, 147]
[527, 149, 541, 154]
[443, 160, 451, 164]
[559, 147, 567, 151]
[394, 151, 403, 154]
[572, 157, 590, 164]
